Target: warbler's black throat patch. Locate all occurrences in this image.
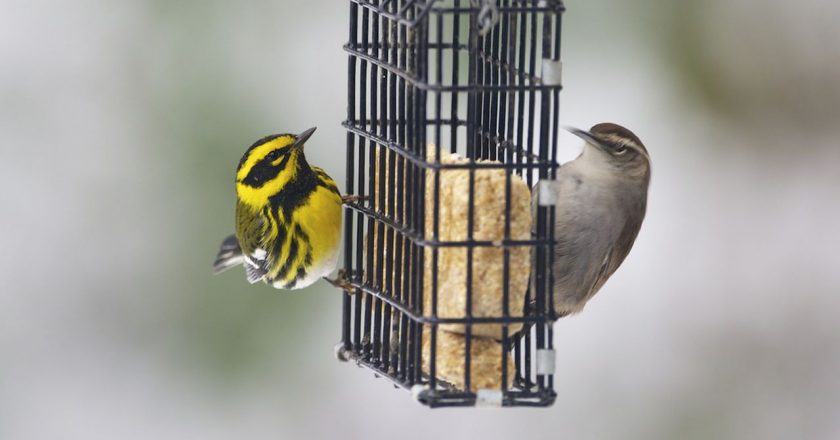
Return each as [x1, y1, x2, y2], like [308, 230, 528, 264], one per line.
[268, 157, 318, 220]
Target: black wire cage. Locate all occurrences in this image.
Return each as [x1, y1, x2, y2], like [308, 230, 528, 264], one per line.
[338, 0, 564, 407]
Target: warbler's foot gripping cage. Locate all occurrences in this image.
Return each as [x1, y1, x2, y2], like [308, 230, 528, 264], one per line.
[338, 0, 564, 407]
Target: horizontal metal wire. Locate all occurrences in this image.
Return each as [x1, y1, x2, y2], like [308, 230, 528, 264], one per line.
[348, 43, 548, 86]
[349, 119, 554, 164]
[351, 0, 565, 28]
[345, 45, 564, 92]
[344, 201, 557, 248]
[339, 277, 556, 324]
[340, 346, 557, 407]
[423, 391, 557, 408]
[353, 117, 468, 126]
[350, 0, 437, 27]
[343, 122, 559, 170]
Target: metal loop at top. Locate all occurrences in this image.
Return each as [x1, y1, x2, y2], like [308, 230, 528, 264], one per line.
[472, 0, 499, 35]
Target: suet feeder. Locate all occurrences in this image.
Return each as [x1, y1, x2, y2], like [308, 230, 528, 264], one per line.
[336, 0, 564, 407]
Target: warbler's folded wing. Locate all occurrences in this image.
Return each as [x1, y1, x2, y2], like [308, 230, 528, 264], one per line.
[235, 202, 272, 282]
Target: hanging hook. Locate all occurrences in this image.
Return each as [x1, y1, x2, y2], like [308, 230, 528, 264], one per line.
[473, 0, 499, 36]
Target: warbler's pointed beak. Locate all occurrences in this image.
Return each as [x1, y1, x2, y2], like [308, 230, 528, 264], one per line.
[565, 126, 604, 150]
[293, 127, 317, 150]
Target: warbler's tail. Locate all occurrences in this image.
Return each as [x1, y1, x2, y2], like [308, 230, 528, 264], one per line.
[212, 234, 244, 274]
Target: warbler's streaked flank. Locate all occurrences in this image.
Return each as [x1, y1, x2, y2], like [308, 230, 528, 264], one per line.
[212, 127, 343, 290]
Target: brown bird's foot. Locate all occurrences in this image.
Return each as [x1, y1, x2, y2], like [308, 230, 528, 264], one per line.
[323, 269, 356, 294]
[341, 194, 368, 204]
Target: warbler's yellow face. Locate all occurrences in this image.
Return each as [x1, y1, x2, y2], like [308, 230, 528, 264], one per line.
[235, 128, 315, 208]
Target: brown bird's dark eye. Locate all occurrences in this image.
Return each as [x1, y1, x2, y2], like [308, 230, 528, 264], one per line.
[614, 145, 628, 155]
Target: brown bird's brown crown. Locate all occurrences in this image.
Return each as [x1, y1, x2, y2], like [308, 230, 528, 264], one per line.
[590, 122, 647, 154]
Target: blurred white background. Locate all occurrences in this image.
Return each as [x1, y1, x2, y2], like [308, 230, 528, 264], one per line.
[2, 0, 839, 439]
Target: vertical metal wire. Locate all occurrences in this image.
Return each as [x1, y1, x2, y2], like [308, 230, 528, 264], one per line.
[371, 0, 389, 366]
[503, 1, 525, 384]
[547, 8, 564, 392]
[380, 0, 399, 372]
[397, 0, 410, 382]
[461, 1, 481, 394]
[476, 14, 487, 159]
[412, 3, 428, 385]
[429, 8, 444, 391]
[514, 7, 526, 175]
[449, 0, 461, 154]
[354, 4, 370, 357]
[403, 2, 416, 385]
[488, 8, 500, 162]
[526, 8, 537, 186]
[535, 7, 551, 392]
[499, 3, 512, 389]
[361, 3, 378, 362]
[515, 5, 532, 389]
[466, 5, 477, 160]
[343, 0, 359, 352]
[386, 0, 401, 374]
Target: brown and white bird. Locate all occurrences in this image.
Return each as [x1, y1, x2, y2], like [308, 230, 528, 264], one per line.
[542, 122, 651, 317]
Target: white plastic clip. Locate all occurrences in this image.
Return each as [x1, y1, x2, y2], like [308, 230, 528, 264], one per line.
[542, 59, 563, 86]
[536, 180, 558, 206]
[411, 384, 430, 401]
[475, 389, 503, 407]
[536, 349, 556, 375]
[333, 342, 350, 362]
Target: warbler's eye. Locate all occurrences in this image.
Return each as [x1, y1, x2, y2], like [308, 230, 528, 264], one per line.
[266, 151, 279, 161]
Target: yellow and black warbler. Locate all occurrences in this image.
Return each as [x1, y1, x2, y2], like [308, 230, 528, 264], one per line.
[213, 127, 343, 290]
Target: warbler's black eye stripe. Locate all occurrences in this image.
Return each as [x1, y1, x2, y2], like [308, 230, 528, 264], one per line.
[275, 151, 292, 170]
[265, 145, 293, 162]
[237, 133, 294, 170]
[238, 134, 280, 170]
[260, 146, 292, 166]
[241, 148, 297, 188]
[242, 163, 279, 187]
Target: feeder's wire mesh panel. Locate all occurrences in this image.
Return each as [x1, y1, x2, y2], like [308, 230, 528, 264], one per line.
[339, 0, 564, 407]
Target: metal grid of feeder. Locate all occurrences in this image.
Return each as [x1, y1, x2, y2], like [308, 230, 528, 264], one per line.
[337, 0, 564, 407]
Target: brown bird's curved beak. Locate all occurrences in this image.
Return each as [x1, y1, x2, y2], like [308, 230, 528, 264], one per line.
[293, 127, 317, 151]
